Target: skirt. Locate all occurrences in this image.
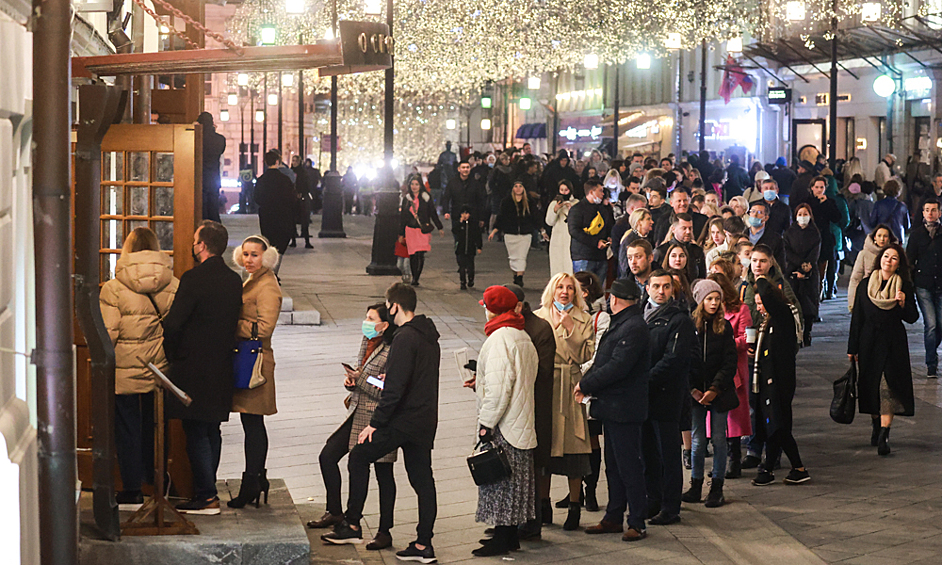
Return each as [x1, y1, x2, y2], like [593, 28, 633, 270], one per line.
[405, 226, 431, 255]
[504, 234, 531, 272]
[880, 375, 905, 415]
[475, 428, 536, 526]
[548, 453, 591, 479]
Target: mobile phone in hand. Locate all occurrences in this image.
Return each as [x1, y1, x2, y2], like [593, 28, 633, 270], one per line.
[342, 362, 355, 372]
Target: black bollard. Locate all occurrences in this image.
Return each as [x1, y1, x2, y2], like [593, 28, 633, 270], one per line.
[319, 170, 346, 238]
[366, 169, 402, 275]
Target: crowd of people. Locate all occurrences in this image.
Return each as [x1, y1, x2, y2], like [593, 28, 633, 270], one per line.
[100, 140, 942, 563]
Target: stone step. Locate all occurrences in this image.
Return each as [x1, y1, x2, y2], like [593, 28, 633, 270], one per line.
[277, 291, 321, 326]
[80, 479, 309, 565]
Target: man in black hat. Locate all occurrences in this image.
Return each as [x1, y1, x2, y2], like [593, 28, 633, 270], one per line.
[578, 279, 651, 542]
[790, 160, 816, 211]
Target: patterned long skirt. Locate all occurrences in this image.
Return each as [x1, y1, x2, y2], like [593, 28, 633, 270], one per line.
[475, 427, 536, 526]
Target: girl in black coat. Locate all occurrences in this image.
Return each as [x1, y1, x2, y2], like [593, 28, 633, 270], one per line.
[683, 279, 739, 508]
[804, 177, 841, 299]
[848, 243, 919, 456]
[751, 278, 810, 486]
[783, 203, 821, 345]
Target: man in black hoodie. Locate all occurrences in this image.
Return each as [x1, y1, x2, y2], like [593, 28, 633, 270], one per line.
[642, 270, 697, 526]
[324, 283, 441, 563]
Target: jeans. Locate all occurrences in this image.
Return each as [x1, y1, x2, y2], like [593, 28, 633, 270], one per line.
[572, 259, 608, 282]
[641, 420, 683, 516]
[182, 419, 222, 500]
[320, 418, 397, 533]
[915, 287, 942, 369]
[690, 404, 728, 481]
[602, 421, 647, 531]
[346, 427, 437, 546]
[114, 392, 155, 492]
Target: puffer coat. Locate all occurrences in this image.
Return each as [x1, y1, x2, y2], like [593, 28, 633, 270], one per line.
[477, 326, 540, 450]
[99, 250, 179, 395]
[231, 267, 283, 416]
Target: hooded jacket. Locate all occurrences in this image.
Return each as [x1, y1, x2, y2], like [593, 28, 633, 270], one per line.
[370, 314, 441, 449]
[646, 299, 698, 422]
[100, 250, 179, 395]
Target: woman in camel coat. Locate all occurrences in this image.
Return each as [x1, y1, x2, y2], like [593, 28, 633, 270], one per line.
[230, 235, 283, 508]
[534, 272, 594, 531]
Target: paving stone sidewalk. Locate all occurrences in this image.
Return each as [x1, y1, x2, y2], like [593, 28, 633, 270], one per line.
[220, 213, 942, 564]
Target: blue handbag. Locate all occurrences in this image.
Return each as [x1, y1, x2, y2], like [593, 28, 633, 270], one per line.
[233, 322, 265, 389]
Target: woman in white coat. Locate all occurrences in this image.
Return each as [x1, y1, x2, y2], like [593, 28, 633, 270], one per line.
[473, 286, 539, 556]
[545, 180, 578, 277]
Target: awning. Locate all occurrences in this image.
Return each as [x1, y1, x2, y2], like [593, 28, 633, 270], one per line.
[515, 123, 547, 139]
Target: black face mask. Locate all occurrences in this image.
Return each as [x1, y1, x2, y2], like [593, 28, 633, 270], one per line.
[389, 304, 399, 323]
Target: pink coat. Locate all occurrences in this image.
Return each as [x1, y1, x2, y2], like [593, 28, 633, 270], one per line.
[724, 303, 753, 437]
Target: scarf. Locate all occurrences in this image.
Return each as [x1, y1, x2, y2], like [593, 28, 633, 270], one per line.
[484, 311, 526, 336]
[926, 220, 940, 239]
[867, 270, 903, 311]
[362, 336, 384, 365]
[752, 317, 769, 394]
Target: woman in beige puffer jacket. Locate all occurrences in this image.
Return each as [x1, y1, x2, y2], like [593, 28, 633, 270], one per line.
[848, 224, 896, 312]
[99, 227, 178, 505]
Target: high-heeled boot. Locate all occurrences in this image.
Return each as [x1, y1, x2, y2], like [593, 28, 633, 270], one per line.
[228, 472, 262, 508]
[259, 469, 271, 504]
[877, 427, 891, 456]
[584, 448, 602, 511]
[871, 418, 880, 447]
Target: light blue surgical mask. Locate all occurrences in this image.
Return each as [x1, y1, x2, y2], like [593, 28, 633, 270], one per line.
[763, 190, 777, 201]
[747, 215, 763, 228]
[554, 300, 574, 312]
[362, 321, 381, 339]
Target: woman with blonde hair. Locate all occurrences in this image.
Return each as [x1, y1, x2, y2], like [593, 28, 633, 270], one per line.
[490, 180, 537, 287]
[100, 227, 179, 508]
[534, 273, 594, 531]
[228, 235, 283, 508]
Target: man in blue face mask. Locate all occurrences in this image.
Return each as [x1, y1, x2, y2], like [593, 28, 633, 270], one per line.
[746, 200, 786, 269]
[759, 179, 792, 237]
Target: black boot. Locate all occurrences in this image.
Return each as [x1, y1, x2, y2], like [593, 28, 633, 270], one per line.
[473, 526, 515, 556]
[584, 448, 601, 512]
[681, 478, 703, 503]
[227, 472, 262, 508]
[871, 418, 880, 447]
[540, 499, 553, 525]
[563, 502, 581, 531]
[726, 438, 742, 479]
[259, 469, 270, 504]
[704, 479, 725, 508]
[877, 427, 891, 456]
[556, 487, 583, 508]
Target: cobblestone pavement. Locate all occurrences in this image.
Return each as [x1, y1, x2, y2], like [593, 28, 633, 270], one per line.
[219, 213, 942, 564]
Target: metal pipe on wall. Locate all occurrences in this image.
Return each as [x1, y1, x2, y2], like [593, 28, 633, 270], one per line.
[33, 0, 78, 560]
[132, 1, 150, 124]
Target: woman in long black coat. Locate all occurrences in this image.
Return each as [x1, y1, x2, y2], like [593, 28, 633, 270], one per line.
[751, 278, 810, 486]
[783, 203, 821, 345]
[848, 243, 919, 456]
[804, 177, 841, 300]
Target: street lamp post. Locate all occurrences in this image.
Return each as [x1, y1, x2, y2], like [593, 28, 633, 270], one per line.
[827, 0, 838, 170]
[366, 0, 402, 275]
[699, 39, 707, 155]
[319, 0, 346, 237]
[613, 62, 620, 159]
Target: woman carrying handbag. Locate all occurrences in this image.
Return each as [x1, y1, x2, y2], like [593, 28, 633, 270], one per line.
[472, 286, 539, 557]
[229, 235, 283, 508]
[848, 243, 919, 456]
[400, 174, 444, 286]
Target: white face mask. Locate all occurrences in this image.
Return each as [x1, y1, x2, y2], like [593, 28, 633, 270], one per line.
[740, 257, 751, 270]
[797, 216, 811, 227]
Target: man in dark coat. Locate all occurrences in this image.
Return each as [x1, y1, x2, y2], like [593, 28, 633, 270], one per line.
[341, 166, 359, 215]
[197, 112, 227, 223]
[254, 150, 299, 257]
[437, 140, 458, 191]
[642, 270, 697, 526]
[746, 200, 787, 269]
[441, 160, 487, 232]
[722, 155, 750, 201]
[505, 285, 556, 539]
[770, 157, 797, 203]
[290, 155, 315, 249]
[790, 160, 815, 211]
[652, 188, 707, 246]
[162, 220, 243, 514]
[757, 179, 792, 236]
[568, 179, 615, 283]
[541, 150, 582, 200]
[325, 284, 441, 563]
[906, 198, 942, 376]
[653, 213, 706, 282]
[579, 279, 650, 541]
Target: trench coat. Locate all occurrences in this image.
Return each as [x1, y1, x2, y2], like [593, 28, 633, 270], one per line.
[534, 305, 594, 457]
[848, 277, 919, 416]
[232, 267, 282, 416]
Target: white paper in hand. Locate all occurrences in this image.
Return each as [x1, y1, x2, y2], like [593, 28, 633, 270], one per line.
[454, 348, 475, 384]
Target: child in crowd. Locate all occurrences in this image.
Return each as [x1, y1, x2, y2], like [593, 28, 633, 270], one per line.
[454, 205, 483, 290]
